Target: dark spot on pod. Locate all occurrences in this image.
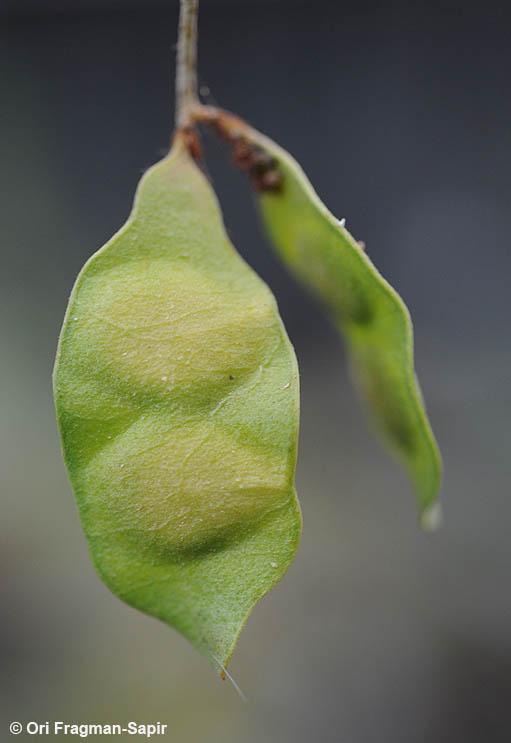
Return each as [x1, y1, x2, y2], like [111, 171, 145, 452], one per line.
[251, 168, 282, 193]
[385, 410, 416, 453]
[249, 149, 277, 174]
[228, 135, 283, 192]
[336, 282, 373, 326]
[361, 367, 416, 453]
[346, 294, 373, 325]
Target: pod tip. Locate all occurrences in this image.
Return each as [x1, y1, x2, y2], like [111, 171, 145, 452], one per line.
[420, 501, 443, 532]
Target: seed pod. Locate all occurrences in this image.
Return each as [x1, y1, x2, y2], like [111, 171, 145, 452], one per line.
[248, 132, 442, 525]
[53, 134, 301, 668]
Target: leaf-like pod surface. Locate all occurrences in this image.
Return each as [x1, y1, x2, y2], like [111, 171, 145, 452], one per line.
[251, 133, 442, 522]
[53, 136, 301, 667]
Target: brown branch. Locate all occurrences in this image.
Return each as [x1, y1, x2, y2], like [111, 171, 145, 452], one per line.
[190, 105, 283, 192]
[175, 0, 199, 129]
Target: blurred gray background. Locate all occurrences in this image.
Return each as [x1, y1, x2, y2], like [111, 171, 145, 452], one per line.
[2, 0, 510, 741]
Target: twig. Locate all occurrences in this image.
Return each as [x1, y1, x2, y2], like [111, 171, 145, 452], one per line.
[175, 0, 199, 129]
[173, 6, 281, 191]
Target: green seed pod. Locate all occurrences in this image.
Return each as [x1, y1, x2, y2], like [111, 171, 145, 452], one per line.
[247, 131, 442, 525]
[53, 134, 301, 669]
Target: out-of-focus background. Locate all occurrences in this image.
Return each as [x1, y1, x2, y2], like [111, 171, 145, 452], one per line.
[2, 0, 510, 741]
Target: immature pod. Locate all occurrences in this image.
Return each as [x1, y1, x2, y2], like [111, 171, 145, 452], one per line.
[240, 129, 442, 524]
[53, 135, 301, 668]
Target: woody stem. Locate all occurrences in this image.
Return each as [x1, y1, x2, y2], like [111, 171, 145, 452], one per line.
[175, 0, 199, 129]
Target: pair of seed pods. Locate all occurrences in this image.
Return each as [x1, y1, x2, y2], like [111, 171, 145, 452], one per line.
[53, 111, 441, 672]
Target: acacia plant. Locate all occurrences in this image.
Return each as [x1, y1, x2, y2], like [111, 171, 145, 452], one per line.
[53, 0, 442, 676]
